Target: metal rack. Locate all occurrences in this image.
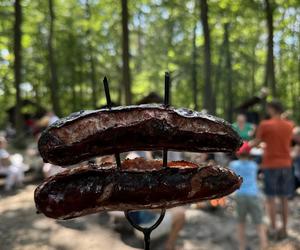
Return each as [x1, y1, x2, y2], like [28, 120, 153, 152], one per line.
[102, 73, 171, 250]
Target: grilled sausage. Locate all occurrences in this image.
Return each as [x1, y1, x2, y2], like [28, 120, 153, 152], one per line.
[34, 158, 242, 220]
[38, 104, 242, 166]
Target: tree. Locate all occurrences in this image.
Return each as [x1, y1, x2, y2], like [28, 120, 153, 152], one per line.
[47, 0, 61, 116]
[191, 20, 198, 110]
[85, 0, 97, 109]
[224, 23, 233, 122]
[121, 0, 132, 105]
[13, 0, 23, 136]
[264, 0, 277, 97]
[251, 44, 257, 95]
[0, 0, 299, 127]
[200, 0, 214, 114]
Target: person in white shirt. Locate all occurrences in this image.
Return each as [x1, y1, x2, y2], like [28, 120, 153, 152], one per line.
[0, 137, 24, 191]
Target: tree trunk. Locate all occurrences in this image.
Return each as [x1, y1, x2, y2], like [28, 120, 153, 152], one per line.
[71, 81, 77, 111]
[191, 22, 198, 110]
[214, 38, 226, 116]
[13, 0, 23, 135]
[199, 0, 214, 114]
[224, 23, 233, 123]
[89, 56, 97, 107]
[264, 0, 276, 97]
[121, 0, 132, 105]
[68, 35, 77, 112]
[85, 0, 97, 108]
[47, 0, 61, 116]
[77, 46, 84, 108]
[136, 11, 143, 72]
[33, 79, 41, 106]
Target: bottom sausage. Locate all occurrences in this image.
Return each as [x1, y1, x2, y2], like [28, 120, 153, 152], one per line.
[34, 158, 242, 220]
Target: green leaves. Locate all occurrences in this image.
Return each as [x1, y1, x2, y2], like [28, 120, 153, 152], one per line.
[0, 0, 299, 126]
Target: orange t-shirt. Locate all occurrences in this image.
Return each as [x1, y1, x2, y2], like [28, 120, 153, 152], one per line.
[256, 118, 294, 168]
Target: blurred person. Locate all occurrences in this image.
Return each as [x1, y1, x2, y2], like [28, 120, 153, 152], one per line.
[230, 142, 267, 250]
[0, 136, 24, 191]
[250, 100, 294, 239]
[232, 113, 255, 141]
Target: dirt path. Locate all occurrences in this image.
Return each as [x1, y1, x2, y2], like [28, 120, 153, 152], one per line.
[0, 185, 138, 250]
[0, 185, 299, 250]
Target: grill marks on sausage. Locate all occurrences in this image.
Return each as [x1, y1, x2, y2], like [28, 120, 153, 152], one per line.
[52, 109, 227, 144]
[38, 105, 242, 166]
[35, 105, 243, 219]
[34, 159, 242, 220]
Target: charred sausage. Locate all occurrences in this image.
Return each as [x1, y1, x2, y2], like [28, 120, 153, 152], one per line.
[34, 158, 242, 220]
[38, 104, 242, 166]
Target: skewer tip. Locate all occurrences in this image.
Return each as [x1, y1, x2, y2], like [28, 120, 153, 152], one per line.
[164, 72, 170, 107]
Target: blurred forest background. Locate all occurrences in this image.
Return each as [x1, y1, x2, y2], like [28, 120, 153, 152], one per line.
[0, 0, 299, 135]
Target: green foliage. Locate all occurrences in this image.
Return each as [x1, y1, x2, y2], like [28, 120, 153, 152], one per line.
[0, 0, 299, 127]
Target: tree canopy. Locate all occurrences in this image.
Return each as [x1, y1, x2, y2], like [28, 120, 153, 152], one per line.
[0, 0, 299, 128]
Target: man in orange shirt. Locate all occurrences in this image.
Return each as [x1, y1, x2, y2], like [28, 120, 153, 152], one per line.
[251, 101, 294, 239]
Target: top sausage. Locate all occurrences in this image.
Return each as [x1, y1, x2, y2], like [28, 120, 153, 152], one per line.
[38, 104, 242, 166]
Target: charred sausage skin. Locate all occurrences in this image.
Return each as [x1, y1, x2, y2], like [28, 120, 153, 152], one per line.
[38, 104, 242, 166]
[34, 159, 242, 220]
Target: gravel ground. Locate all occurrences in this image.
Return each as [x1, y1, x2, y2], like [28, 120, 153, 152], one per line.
[0, 184, 300, 250]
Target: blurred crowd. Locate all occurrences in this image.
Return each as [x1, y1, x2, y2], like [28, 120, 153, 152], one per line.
[227, 100, 298, 250]
[0, 111, 59, 191]
[0, 99, 300, 250]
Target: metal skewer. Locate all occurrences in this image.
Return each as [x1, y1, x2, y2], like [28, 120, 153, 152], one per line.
[103, 76, 121, 169]
[103, 73, 168, 250]
[163, 72, 170, 169]
[103, 76, 112, 108]
[164, 72, 170, 107]
[125, 209, 166, 250]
